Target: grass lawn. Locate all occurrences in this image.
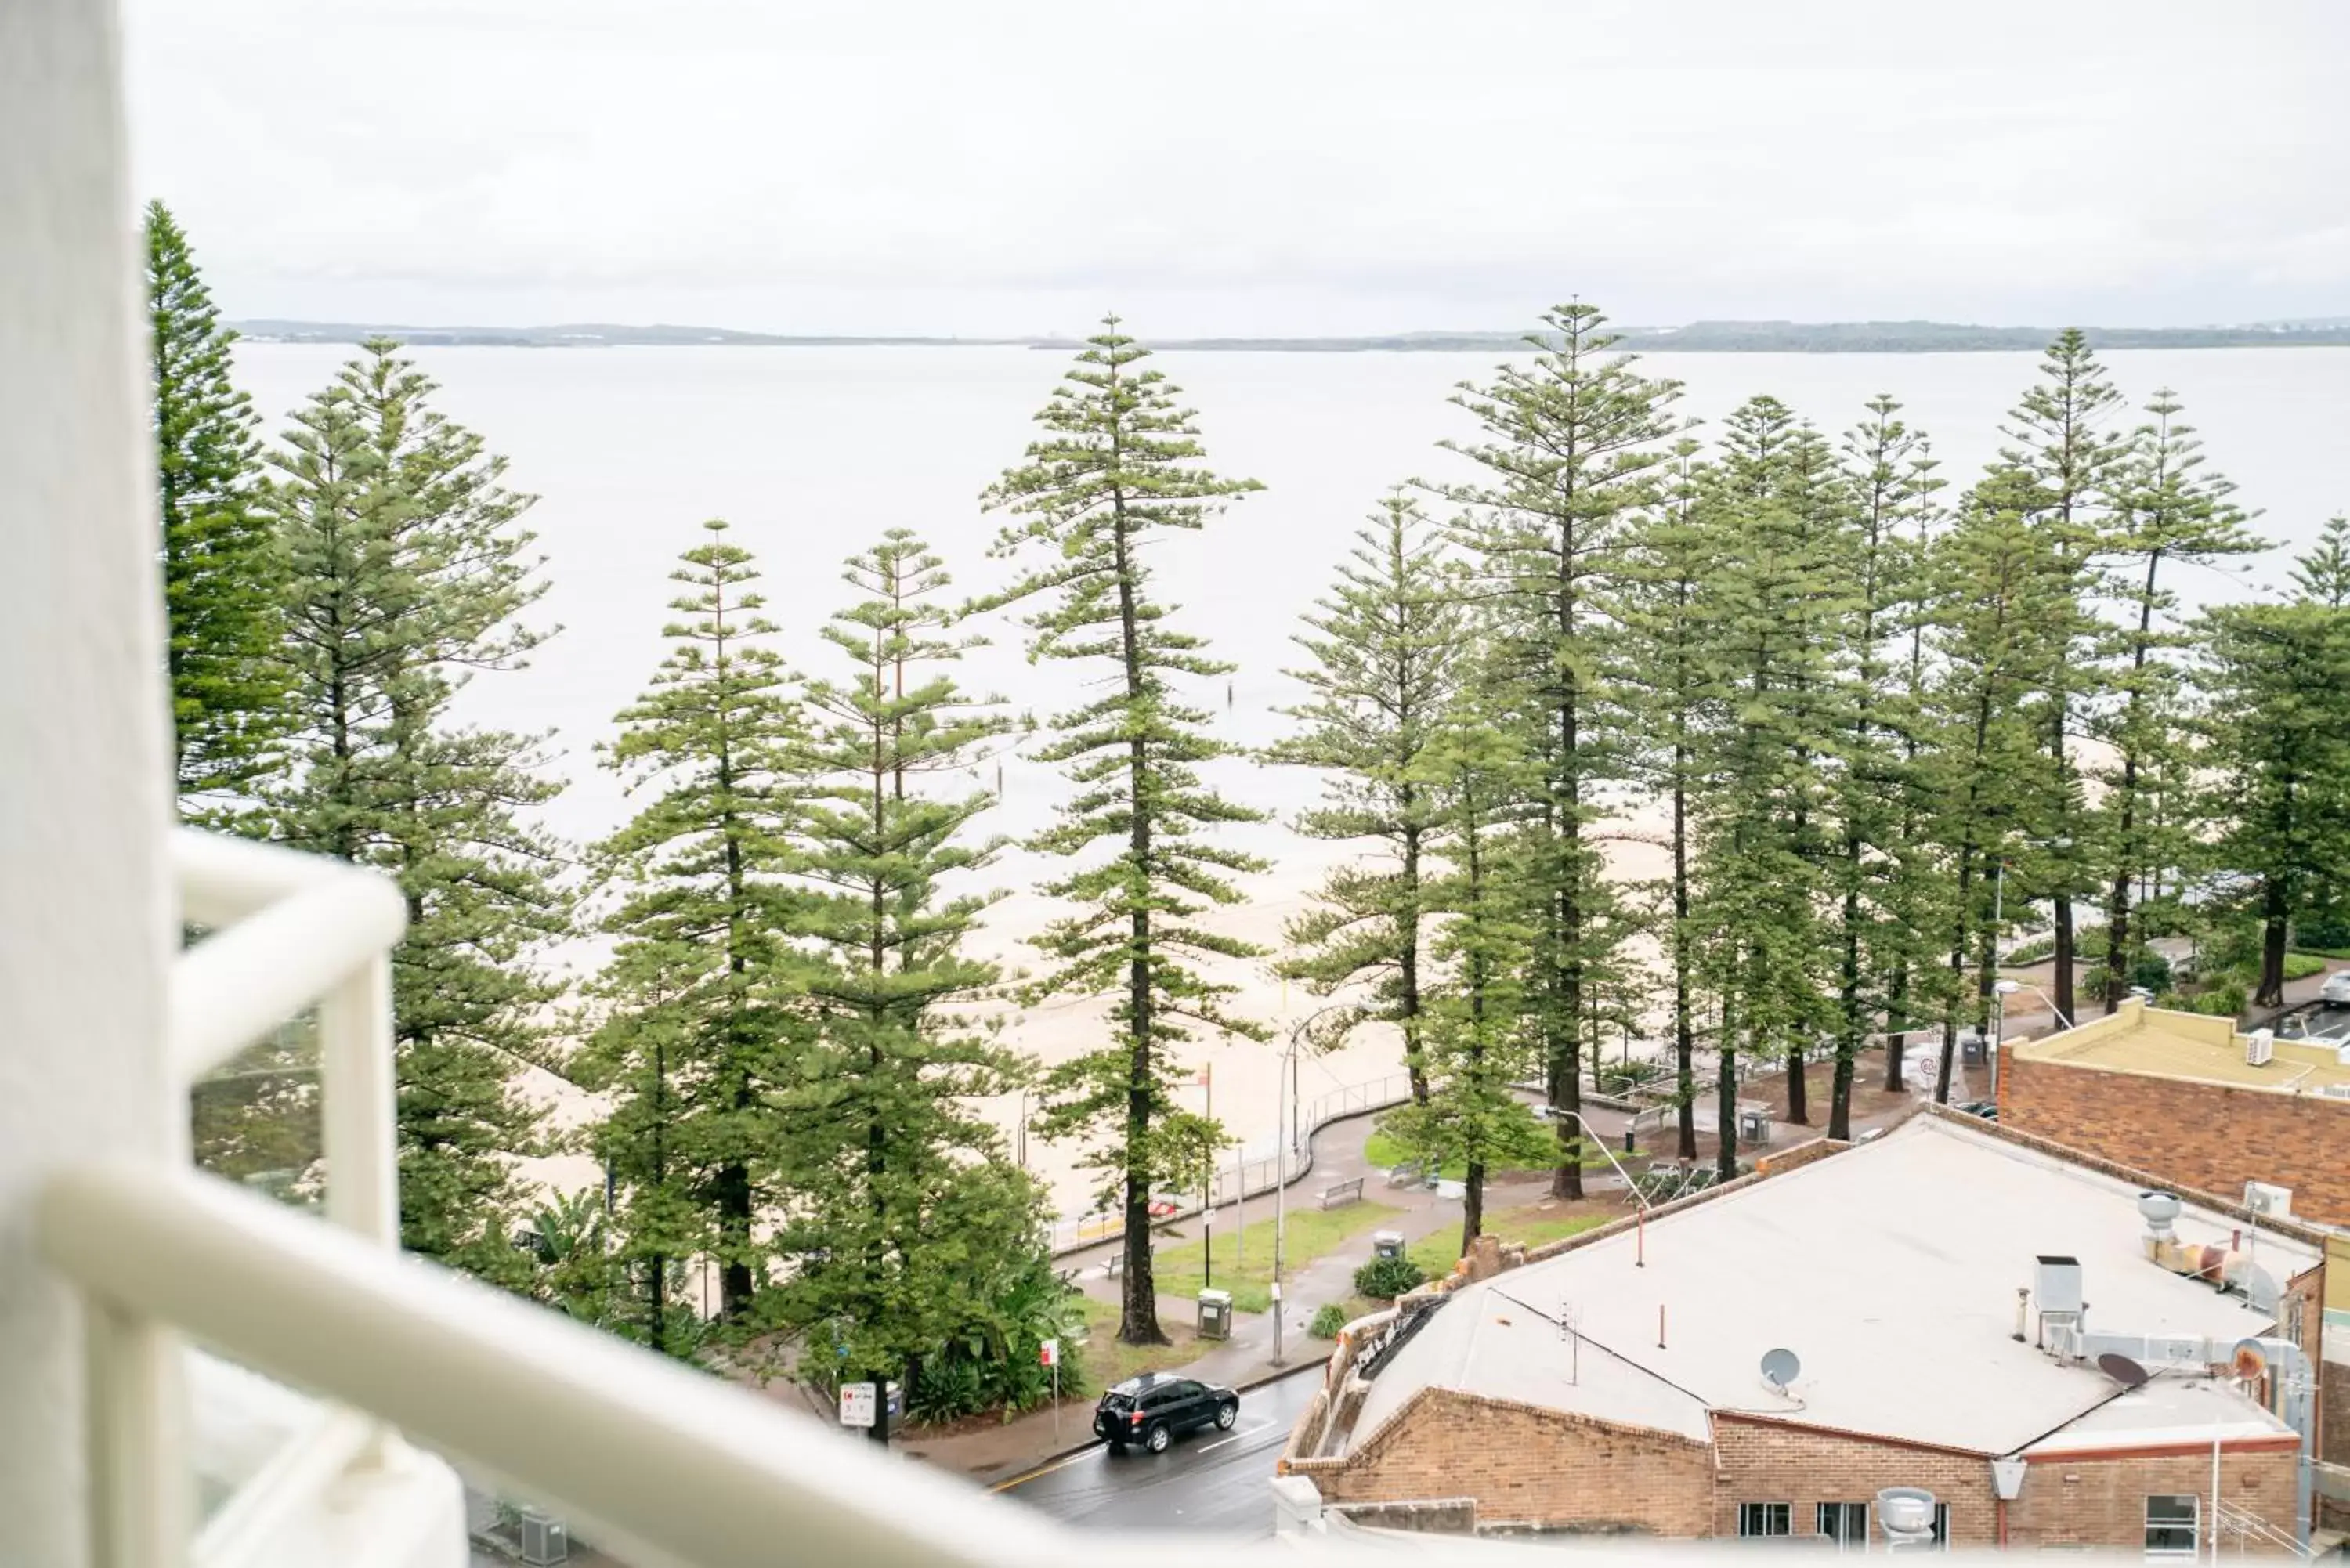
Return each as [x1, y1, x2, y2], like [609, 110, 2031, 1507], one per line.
[1076, 1294, 1198, 1392]
[1405, 1202, 1611, 1280]
[1148, 1198, 1401, 1313]
[1364, 1128, 1614, 1181]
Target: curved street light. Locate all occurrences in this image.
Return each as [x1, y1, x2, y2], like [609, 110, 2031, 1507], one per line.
[1271, 1003, 1347, 1367]
[1991, 978, 2074, 1100]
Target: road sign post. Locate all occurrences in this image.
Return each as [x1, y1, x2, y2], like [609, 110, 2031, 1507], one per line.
[1039, 1338, 1061, 1443]
[839, 1381, 876, 1431]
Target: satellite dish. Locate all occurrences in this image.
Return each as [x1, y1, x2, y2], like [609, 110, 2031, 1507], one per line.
[2232, 1339, 2269, 1382]
[2097, 1353, 2150, 1389]
[1760, 1348, 1802, 1390]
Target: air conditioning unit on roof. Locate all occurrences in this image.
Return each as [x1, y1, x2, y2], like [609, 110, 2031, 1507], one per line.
[517, 1510, 568, 1566]
[2245, 1030, 2275, 1068]
[2245, 1181, 2293, 1218]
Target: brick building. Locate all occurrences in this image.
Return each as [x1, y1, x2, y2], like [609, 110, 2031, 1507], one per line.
[1999, 997, 2350, 1525]
[1999, 996, 2350, 1228]
[1282, 1115, 2319, 1551]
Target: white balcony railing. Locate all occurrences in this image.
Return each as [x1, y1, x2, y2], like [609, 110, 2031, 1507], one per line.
[39, 832, 1377, 1568]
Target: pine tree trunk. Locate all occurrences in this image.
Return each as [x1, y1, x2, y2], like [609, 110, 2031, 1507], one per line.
[1110, 498, 1166, 1347]
[2052, 897, 2075, 1029]
[1462, 1159, 1484, 1253]
[2257, 878, 2290, 1009]
[1400, 815, 1429, 1106]
[1938, 844, 1979, 1106]
[1551, 747, 1585, 1200]
[2103, 779, 2137, 1017]
[1715, 986, 1740, 1182]
[1672, 771, 1697, 1162]
[2102, 576, 2160, 1015]
[1831, 867, 1861, 1142]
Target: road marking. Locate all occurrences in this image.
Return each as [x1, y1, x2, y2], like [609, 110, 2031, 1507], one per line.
[991, 1444, 1101, 1493]
[1196, 1422, 1274, 1454]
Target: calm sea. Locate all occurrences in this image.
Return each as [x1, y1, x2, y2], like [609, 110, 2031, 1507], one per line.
[229, 342, 2349, 866]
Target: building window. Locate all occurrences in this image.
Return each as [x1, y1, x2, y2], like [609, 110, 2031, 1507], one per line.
[1740, 1502, 1791, 1539]
[1819, 1502, 1869, 1549]
[2146, 1495, 2199, 1557]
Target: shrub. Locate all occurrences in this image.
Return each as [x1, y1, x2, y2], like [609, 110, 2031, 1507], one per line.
[2131, 954, 2175, 995]
[2281, 952, 2326, 982]
[2296, 912, 2350, 952]
[1352, 1255, 1426, 1300]
[2005, 935, 2056, 965]
[1309, 1303, 1350, 1339]
[2189, 983, 2247, 1018]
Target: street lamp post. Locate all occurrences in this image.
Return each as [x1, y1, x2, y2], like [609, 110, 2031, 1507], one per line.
[1272, 1005, 1341, 1367]
[1550, 1107, 1654, 1269]
[1991, 979, 2075, 1102]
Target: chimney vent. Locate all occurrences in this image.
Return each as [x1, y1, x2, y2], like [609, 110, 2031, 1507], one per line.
[2137, 1190, 2181, 1240]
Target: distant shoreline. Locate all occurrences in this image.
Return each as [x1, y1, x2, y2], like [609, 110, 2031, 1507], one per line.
[231, 318, 2350, 355]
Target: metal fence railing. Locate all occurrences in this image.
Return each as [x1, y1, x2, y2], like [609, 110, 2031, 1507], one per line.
[1048, 1071, 1417, 1255]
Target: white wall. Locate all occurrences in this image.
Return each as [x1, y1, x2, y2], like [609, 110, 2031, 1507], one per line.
[0, 0, 180, 1563]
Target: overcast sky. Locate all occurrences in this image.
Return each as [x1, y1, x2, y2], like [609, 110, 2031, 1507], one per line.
[122, 0, 2350, 338]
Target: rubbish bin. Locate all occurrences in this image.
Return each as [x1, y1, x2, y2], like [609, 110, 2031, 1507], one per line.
[1737, 1107, 1772, 1146]
[1372, 1230, 1405, 1261]
[1197, 1288, 1233, 1340]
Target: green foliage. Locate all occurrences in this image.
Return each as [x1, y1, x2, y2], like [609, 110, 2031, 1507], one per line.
[1374, 693, 1551, 1237]
[766, 526, 1050, 1390]
[2197, 529, 2350, 1007]
[1267, 491, 1467, 1100]
[584, 520, 806, 1341]
[1309, 1303, 1350, 1339]
[2095, 385, 2265, 1013]
[2159, 983, 2247, 1018]
[1687, 397, 1853, 1149]
[1352, 1255, 1426, 1300]
[263, 339, 566, 1282]
[901, 1241, 1088, 1423]
[1431, 302, 1690, 1198]
[148, 201, 290, 809]
[1908, 476, 2077, 1104]
[980, 317, 1267, 1346]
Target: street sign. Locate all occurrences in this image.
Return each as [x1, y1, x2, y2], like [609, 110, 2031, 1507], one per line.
[1038, 1338, 1060, 1367]
[839, 1381, 877, 1429]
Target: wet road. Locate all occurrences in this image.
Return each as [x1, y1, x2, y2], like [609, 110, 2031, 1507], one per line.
[996, 1367, 1320, 1535]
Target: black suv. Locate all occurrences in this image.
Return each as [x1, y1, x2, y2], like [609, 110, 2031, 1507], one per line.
[1093, 1373, 1239, 1454]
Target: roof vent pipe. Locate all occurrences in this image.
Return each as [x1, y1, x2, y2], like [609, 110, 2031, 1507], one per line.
[1878, 1488, 1938, 1549]
[2138, 1190, 2181, 1242]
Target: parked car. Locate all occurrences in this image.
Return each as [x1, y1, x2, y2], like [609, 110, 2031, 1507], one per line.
[1093, 1374, 1238, 1455]
[2319, 970, 2350, 1006]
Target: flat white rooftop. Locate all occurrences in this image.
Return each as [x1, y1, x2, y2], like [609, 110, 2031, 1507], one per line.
[1356, 1115, 2311, 1457]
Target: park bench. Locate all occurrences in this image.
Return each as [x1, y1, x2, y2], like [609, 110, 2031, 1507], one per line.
[1318, 1176, 1365, 1209]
